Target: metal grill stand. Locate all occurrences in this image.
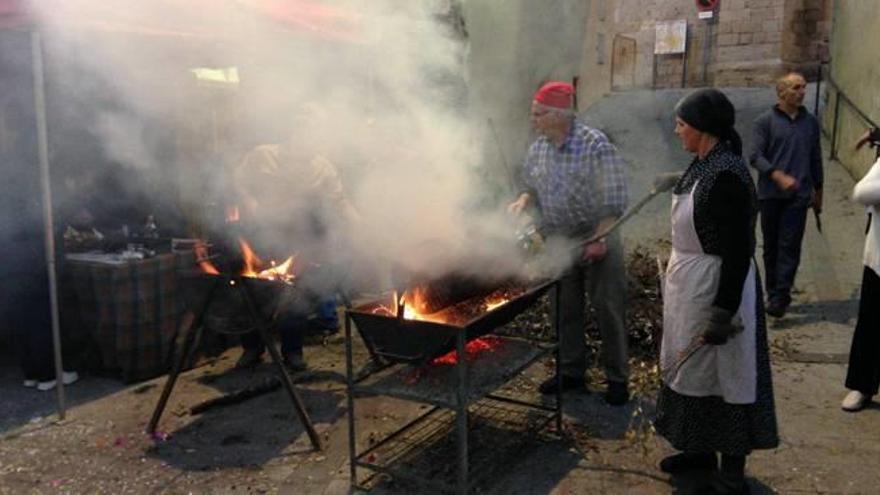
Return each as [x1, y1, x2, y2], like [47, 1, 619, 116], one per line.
[146, 274, 322, 451]
[344, 281, 562, 494]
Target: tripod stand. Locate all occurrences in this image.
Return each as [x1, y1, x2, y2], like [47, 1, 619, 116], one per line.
[146, 274, 322, 451]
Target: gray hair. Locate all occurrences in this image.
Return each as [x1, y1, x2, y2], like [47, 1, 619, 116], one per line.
[534, 102, 575, 118]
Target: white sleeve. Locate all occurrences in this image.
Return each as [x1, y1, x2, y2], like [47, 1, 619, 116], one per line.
[853, 157, 880, 207]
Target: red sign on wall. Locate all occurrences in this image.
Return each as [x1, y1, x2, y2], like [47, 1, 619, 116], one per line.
[695, 0, 719, 12]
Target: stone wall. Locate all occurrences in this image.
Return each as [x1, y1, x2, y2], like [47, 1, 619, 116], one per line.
[578, 0, 831, 109]
[781, 0, 832, 77]
[711, 0, 786, 87]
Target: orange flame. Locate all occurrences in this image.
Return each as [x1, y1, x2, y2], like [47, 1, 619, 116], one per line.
[238, 238, 264, 277]
[193, 237, 295, 282]
[238, 237, 296, 283]
[400, 289, 447, 323]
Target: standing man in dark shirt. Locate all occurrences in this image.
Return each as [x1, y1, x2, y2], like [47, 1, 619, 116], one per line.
[749, 72, 823, 317]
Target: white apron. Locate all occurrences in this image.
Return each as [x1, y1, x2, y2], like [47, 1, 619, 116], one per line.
[661, 181, 758, 404]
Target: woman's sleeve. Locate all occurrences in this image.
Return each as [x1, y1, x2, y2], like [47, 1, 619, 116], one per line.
[708, 171, 752, 312]
[853, 157, 880, 207]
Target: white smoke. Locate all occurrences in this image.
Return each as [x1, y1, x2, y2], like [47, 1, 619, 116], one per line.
[30, 0, 571, 294]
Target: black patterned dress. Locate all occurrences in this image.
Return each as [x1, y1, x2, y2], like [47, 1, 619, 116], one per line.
[655, 144, 779, 456]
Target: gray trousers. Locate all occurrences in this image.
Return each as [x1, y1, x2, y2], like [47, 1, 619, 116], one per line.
[552, 230, 629, 383]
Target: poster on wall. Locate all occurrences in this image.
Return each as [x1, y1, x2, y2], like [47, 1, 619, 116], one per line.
[655, 20, 687, 54]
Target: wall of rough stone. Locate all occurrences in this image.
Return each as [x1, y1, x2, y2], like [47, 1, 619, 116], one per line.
[577, 0, 831, 109]
[711, 0, 786, 87]
[781, 0, 832, 77]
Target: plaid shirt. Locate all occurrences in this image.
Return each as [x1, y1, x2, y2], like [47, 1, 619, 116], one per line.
[521, 119, 628, 236]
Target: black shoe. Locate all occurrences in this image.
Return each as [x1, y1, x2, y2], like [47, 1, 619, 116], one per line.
[235, 348, 264, 368]
[696, 480, 750, 495]
[307, 317, 339, 335]
[283, 352, 308, 372]
[659, 452, 718, 474]
[604, 381, 630, 406]
[765, 301, 786, 318]
[538, 374, 585, 395]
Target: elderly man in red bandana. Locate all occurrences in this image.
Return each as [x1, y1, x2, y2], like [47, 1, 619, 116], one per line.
[508, 81, 631, 405]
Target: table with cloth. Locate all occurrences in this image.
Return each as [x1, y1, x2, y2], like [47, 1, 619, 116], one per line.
[65, 251, 194, 382]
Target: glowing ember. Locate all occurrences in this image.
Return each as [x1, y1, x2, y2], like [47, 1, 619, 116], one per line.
[484, 296, 509, 312]
[430, 336, 503, 365]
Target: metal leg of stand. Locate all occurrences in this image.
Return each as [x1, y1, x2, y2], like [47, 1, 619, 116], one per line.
[147, 311, 198, 434]
[554, 281, 564, 433]
[344, 313, 358, 488]
[257, 323, 323, 451]
[455, 330, 469, 494]
[238, 279, 322, 451]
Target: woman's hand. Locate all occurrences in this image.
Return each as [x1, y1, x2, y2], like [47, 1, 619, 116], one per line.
[583, 239, 607, 262]
[699, 307, 742, 345]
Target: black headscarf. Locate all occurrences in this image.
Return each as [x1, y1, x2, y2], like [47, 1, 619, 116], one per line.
[674, 88, 743, 156]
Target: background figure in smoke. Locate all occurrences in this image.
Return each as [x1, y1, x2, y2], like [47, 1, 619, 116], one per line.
[507, 81, 630, 406]
[12, 248, 80, 391]
[233, 103, 359, 370]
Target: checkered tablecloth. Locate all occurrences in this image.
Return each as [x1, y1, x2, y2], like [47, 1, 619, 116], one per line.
[66, 252, 193, 382]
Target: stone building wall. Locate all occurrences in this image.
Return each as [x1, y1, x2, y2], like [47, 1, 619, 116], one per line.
[577, 0, 831, 109]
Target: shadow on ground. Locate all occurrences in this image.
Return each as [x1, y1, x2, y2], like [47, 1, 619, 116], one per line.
[0, 350, 127, 435]
[769, 296, 859, 330]
[366, 423, 584, 494]
[671, 471, 775, 494]
[145, 364, 345, 471]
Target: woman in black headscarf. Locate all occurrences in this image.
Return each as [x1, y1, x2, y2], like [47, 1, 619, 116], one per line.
[655, 89, 778, 494]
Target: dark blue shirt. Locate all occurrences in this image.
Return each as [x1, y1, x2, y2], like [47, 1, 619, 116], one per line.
[749, 105, 823, 201]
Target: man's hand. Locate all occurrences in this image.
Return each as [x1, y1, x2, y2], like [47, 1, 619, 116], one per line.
[770, 169, 799, 193]
[699, 307, 742, 345]
[652, 172, 683, 193]
[507, 193, 530, 216]
[583, 239, 607, 262]
[811, 188, 823, 214]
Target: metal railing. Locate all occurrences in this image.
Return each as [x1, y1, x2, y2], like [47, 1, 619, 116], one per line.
[822, 64, 880, 160]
